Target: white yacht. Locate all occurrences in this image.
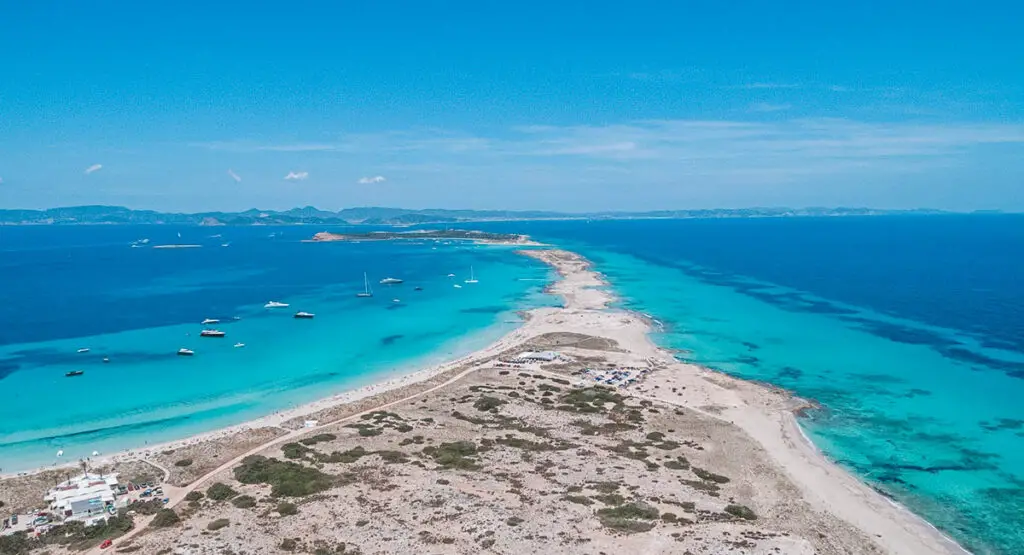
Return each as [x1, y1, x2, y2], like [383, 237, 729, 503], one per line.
[200, 329, 226, 338]
[380, 277, 403, 285]
[294, 311, 315, 319]
[357, 272, 373, 298]
[264, 301, 289, 308]
[453, 284, 463, 289]
[177, 348, 195, 356]
[234, 342, 245, 348]
[77, 348, 90, 353]
[201, 318, 220, 325]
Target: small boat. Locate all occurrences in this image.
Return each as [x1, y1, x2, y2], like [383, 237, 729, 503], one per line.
[77, 348, 90, 354]
[200, 330, 226, 338]
[65, 370, 84, 377]
[453, 284, 462, 289]
[414, 286, 423, 291]
[102, 357, 110, 363]
[392, 298, 401, 303]
[464, 266, 478, 284]
[264, 301, 289, 308]
[234, 342, 245, 348]
[177, 348, 194, 356]
[221, 242, 231, 247]
[201, 318, 220, 325]
[356, 272, 373, 298]
[294, 311, 315, 319]
[447, 273, 456, 277]
[380, 277, 403, 285]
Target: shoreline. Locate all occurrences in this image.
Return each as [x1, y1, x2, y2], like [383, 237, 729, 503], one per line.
[3, 248, 966, 554]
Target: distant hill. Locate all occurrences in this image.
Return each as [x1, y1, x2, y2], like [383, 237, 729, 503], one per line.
[0, 205, 950, 226]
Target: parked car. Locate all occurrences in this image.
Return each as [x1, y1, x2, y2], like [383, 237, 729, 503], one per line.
[100, 539, 113, 549]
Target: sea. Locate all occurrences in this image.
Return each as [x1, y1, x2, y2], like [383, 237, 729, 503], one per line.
[477, 215, 1023, 555]
[0, 226, 558, 473]
[1, 216, 1022, 554]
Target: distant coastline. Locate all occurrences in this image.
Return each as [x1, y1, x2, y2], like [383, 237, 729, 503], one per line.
[306, 229, 539, 245]
[0, 204, 966, 226]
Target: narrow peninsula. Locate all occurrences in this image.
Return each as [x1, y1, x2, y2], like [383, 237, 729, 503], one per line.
[0, 249, 963, 555]
[309, 229, 538, 245]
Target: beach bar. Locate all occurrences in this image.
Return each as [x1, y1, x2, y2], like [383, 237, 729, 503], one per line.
[44, 473, 119, 525]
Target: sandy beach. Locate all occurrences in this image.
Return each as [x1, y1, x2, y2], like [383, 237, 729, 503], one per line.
[0, 248, 966, 555]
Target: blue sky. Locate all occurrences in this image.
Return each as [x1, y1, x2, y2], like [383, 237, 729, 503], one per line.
[1, 1, 1022, 212]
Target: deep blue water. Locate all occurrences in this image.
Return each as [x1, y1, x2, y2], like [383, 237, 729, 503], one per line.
[0, 225, 556, 470]
[473, 215, 1024, 554]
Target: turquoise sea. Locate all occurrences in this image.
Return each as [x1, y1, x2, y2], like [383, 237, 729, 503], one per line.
[476, 216, 1023, 555]
[0, 226, 557, 472]
[2, 216, 1022, 554]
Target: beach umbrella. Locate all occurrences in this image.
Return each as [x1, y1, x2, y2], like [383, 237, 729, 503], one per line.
[56, 450, 64, 458]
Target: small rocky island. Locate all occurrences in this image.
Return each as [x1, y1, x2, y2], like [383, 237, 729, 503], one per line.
[309, 229, 537, 245]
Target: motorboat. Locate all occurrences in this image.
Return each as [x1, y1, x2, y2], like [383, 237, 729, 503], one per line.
[65, 370, 84, 377]
[453, 284, 462, 289]
[264, 301, 289, 308]
[294, 311, 315, 319]
[234, 342, 245, 348]
[200, 330, 226, 338]
[177, 348, 194, 356]
[77, 348, 90, 353]
[380, 277, 403, 285]
[201, 318, 220, 325]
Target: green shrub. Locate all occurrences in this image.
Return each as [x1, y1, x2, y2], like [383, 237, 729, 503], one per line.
[206, 518, 230, 531]
[282, 442, 314, 459]
[281, 538, 299, 551]
[506, 516, 524, 526]
[277, 502, 299, 516]
[473, 396, 506, 412]
[693, 468, 730, 484]
[173, 458, 193, 467]
[150, 509, 180, 528]
[724, 504, 757, 520]
[231, 495, 256, 509]
[184, 491, 204, 502]
[299, 433, 337, 446]
[423, 441, 480, 470]
[206, 482, 238, 501]
[233, 455, 334, 497]
[595, 502, 659, 534]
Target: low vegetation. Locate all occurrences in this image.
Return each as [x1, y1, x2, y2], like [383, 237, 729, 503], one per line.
[234, 455, 334, 497]
[150, 509, 181, 528]
[725, 504, 757, 520]
[423, 441, 481, 470]
[206, 482, 238, 501]
[207, 518, 230, 531]
[173, 458, 193, 467]
[231, 495, 257, 509]
[595, 502, 660, 534]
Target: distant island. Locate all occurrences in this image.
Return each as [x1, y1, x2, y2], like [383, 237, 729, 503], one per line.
[308, 229, 536, 245]
[0, 205, 956, 226]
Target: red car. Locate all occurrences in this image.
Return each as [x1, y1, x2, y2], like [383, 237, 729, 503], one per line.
[100, 539, 113, 549]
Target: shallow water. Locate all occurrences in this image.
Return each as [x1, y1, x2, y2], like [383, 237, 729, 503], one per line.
[0, 226, 557, 471]
[474, 216, 1024, 554]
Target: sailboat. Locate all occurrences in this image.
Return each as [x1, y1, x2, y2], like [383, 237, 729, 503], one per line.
[464, 266, 478, 284]
[356, 273, 373, 298]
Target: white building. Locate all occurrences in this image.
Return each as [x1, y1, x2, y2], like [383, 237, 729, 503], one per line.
[511, 351, 560, 363]
[44, 473, 119, 525]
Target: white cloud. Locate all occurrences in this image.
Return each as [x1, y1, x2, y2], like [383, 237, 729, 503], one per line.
[284, 171, 309, 181]
[84, 164, 103, 174]
[749, 102, 793, 113]
[227, 169, 242, 183]
[738, 82, 800, 89]
[357, 175, 387, 184]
